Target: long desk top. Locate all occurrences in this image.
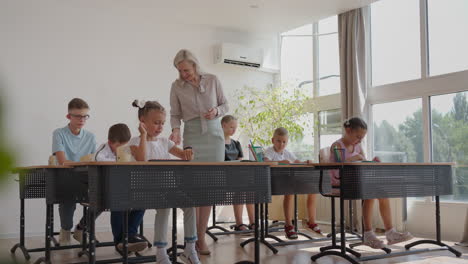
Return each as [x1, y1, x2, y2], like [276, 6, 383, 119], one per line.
[14, 162, 456, 171]
[312, 162, 455, 166]
[13, 165, 72, 172]
[67, 161, 278, 166]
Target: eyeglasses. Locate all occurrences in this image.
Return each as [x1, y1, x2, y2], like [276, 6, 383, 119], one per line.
[69, 114, 90, 120]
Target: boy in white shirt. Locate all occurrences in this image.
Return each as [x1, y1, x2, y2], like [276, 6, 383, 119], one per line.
[263, 127, 321, 239]
[96, 123, 148, 254]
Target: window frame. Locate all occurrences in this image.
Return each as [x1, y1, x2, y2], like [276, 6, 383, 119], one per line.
[367, 0, 468, 204]
[280, 17, 342, 160]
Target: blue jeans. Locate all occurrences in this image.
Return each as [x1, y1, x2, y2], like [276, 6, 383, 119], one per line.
[110, 210, 145, 243]
[59, 202, 101, 231]
[59, 202, 76, 230]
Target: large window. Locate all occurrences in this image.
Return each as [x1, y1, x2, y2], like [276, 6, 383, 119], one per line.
[281, 16, 340, 97]
[287, 112, 315, 161]
[318, 16, 340, 96]
[428, 0, 468, 76]
[431, 92, 468, 201]
[318, 109, 341, 150]
[369, 0, 468, 207]
[371, 0, 421, 86]
[372, 99, 423, 163]
[281, 16, 341, 160]
[280, 24, 313, 90]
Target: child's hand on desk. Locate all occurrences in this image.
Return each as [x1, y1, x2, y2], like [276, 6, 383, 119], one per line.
[138, 122, 147, 136]
[348, 154, 365, 162]
[372, 156, 381, 162]
[183, 147, 194, 161]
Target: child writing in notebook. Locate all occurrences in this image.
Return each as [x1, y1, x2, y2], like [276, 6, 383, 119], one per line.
[129, 100, 200, 264]
[263, 127, 321, 239]
[95, 123, 148, 254]
[221, 115, 255, 231]
[330, 117, 413, 248]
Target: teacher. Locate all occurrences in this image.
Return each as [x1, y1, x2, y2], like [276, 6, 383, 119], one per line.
[169, 49, 228, 254]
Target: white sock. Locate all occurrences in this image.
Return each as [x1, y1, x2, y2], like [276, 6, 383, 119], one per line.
[156, 247, 167, 257]
[185, 241, 196, 253]
[385, 228, 396, 236]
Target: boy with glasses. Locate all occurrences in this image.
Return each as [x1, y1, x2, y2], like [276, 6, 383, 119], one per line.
[52, 98, 96, 245]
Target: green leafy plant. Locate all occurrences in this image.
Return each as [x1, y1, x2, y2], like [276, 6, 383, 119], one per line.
[234, 84, 313, 147]
[0, 94, 14, 182]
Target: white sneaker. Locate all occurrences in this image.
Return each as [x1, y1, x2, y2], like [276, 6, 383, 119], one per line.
[73, 228, 83, 244]
[156, 251, 172, 264]
[386, 229, 413, 245]
[59, 229, 71, 246]
[180, 248, 201, 264]
[363, 231, 385, 249]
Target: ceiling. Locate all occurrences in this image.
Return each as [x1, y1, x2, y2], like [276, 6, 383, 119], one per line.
[107, 0, 378, 35]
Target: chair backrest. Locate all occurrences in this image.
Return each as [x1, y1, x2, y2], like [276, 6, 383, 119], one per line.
[48, 154, 58, 165]
[319, 147, 331, 163]
[116, 144, 135, 162]
[80, 153, 95, 162]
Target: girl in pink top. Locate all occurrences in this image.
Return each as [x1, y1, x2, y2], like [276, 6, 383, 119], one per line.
[329, 117, 412, 249]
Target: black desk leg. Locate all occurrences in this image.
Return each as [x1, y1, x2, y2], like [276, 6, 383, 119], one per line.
[205, 205, 228, 241]
[312, 168, 360, 264]
[172, 208, 177, 264]
[138, 219, 152, 249]
[122, 210, 129, 264]
[50, 206, 59, 247]
[167, 208, 183, 264]
[87, 208, 97, 264]
[260, 204, 279, 253]
[78, 207, 89, 258]
[235, 203, 260, 264]
[405, 196, 461, 257]
[240, 203, 278, 254]
[255, 203, 259, 263]
[33, 204, 53, 264]
[11, 198, 31, 260]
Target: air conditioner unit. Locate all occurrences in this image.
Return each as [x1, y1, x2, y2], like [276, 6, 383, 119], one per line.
[214, 43, 263, 68]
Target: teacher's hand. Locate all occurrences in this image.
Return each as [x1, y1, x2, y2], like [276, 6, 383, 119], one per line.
[203, 108, 218, 120]
[169, 128, 182, 145]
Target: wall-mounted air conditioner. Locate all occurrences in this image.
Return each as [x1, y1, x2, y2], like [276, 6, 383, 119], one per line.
[214, 43, 263, 68]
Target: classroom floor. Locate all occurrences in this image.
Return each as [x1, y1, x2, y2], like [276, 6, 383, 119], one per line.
[2, 224, 468, 264]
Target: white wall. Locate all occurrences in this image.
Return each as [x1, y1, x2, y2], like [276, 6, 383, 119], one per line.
[0, 0, 279, 237]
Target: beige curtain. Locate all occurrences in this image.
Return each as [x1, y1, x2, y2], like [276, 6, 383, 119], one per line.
[338, 7, 370, 232]
[339, 7, 369, 119]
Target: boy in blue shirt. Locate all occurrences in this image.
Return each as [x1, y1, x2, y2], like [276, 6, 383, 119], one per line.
[52, 98, 96, 245]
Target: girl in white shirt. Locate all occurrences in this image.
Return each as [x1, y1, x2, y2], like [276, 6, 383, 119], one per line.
[130, 100, 199, 264]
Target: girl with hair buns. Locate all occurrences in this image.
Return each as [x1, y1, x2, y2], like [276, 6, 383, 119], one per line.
[129, 100, 199, 264]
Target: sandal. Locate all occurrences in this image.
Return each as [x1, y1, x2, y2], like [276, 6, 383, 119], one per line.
[248, 223, 256, 230]
[284, 225, 298, 239]
[195, 242, 211, 255]
[231, 224, 249, 231]
[305, 222, 323, 235]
